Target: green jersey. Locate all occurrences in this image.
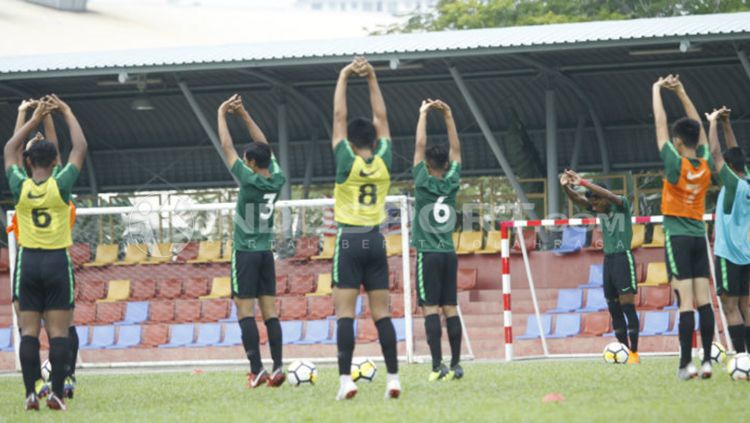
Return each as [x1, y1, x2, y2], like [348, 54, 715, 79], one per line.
[660, 143, 713, 237]
[230, 157, 286, 252]
[599, 196, 632, 255]
[412, 161, 460, 252]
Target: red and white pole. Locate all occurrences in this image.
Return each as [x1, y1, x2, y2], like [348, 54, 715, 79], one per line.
[501, 222, 513, 361]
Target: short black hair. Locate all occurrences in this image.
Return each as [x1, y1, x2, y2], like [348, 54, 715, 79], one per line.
[425, 143, 450, 170]
[347, 117, 376, 149]
[584, 182, 610, 200]
[723, 147, 746, 174]
[244, 142, 272, 169]
[672, 117, 701, 149]
[24, 139, 57, 168]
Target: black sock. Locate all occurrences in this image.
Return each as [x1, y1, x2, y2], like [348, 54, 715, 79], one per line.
[678, 311, 695, 368]
[424, 314, 442, 370]
[19, 336, 40, 396]
[67, 326, 79, 378]
[746, 326, 750, 353]
[607, 301, 628, 348]
[446, 316, 462, 368]
[48, 337, 69, 397]
[336, 318, 355, 375]
[375, 317, 398, 374]
[697, 304, 714, 363]
[622, 304, 639, 353]
[239, 317, 263, 374]
[728, 324, 746, 353]
[264, 318, 283, 371]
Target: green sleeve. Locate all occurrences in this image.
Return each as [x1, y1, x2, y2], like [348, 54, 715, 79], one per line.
[375, 138, 392, 169]
[615, 196, 630, 214]
[334, 141, 356, 184]
[660, 142, 682, 185]
[54, 163, 80, 203]
[231, 159, 259, 187]
[412, 162, 428, 187]
[5, 165, 27, 203]
[269, 156, 283, 177]
[445, 161, 461, 187]
[51, 164, 62, 178]
[719, 164, 740, 214]
[697, 145, 715, 172]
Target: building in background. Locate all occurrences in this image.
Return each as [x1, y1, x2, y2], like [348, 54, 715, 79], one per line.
[295, 0, 437, 14]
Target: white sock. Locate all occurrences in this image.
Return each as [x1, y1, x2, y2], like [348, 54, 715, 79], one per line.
[340, 375, 353, 385]
[386, 373, 399, 384]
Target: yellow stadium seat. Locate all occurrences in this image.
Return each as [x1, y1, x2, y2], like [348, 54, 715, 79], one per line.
[643, 225, 665, 248]
[307, 273, 333, 296]
[386, 234, 403, 257]
[97, 280, 131, 303]
[631, 224, 645, 250]
[83, 244, 119, 267]
[212, 240, 233, 263]
[187, 241, 222, 264]
[114, 244, 148, 265]
[143, 243, 173, 264]
[476, 231, 503, 254]
[642, 262, 668, 286]
[456, 231, 483, 255]
[311, 236, 336, 260]
[200, 277, 232, 299]
[452, 232, 459, 246]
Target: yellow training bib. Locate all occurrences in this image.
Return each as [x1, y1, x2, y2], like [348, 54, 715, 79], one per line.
[334, 155, 391, 226]
[16, 178, 72, 249]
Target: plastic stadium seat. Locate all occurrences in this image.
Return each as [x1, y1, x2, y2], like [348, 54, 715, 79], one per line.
[83, 244, 119, 267]
[580, 312, 611, 336]
[456, 231, 483, 255]
[643, 225, 665, 248]
[96, 302, 125, 324]
[640, 285, 671, 310]
[585, 227, 604, 251]
[131, 279, 157, 301]
[354, 295, 365, 317]
[75, 326, 89, 349]
[308, 273, 333, 296]
[276, 275, 288, 296]
[307, 295, 334, 320]
[579, 289, 608, 313]
[642, 262, 668, 286]
[579, 264, 604, 288]
[547, 289, 583, 313]
[115, 244, 148, 265]
[187, 241, 222, 264]
[74, 303, 96, 325]
[291, 237, 318, 261]
[0, 248, 8, 272]
[516, 314, 553, 340]
[477, 231, 503, 255]
[149, 300, 175, 323]
[116, 301, 149, 326]
[357, 319, 378, 342]
[78, 280, 106, 302]
[551, 227, 587, 255]
[216, 324, 242, 347]
[640, 311, 671, 336]
[297, 320, 332, 344]
[213, 240, 233, 263]
[200, 277, 231, 299]
[280, 297, 307, 320]
[98, 280, 131, 303]
[288, 274, 315, 295]
[110, 325, 142, 349]
[631, 224, 645, 249]
[511, 229, 537, 254]
[636, 263, 647, 283]
[83, 325, 116, 349]
[390, 294, 404, 318]
[457, 268, 478, 291]
[69, 243, 91, 267]
[160, 324, 196, 348]
[393, 318, 406, 342]
[191, 323, 222, 347]
[183, 277, 210, 298]
[175, 242, 199, 263]
[157, 278, 183, 299]
[174, 299, 201, 323]
[386, 234, 403, 257]
[144, 243, 173, 264]
[221, 303, 238, 323]
[0, 327, 13, 352]
[452, 232, 459, 246]
[141, 324, 169, 347]
[311, 236, 335, 260]
[664, 298, 678, 310]
[201, 299, 229, 322]
[547, 314, 581, 338]
[281, 321, 303, 344]
[665, 311, 698, 336]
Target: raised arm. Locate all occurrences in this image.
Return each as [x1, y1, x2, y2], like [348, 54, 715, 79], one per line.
[233, 97, 269, 145]
[666, 75, 708, 147]
[43, 112, 61, 164]
[705, 108, 726, 173]
[720, 108, 738, 149]
[560, 173, 590, 208]
[359, 59, 390, 141]
[435, 100, 460, 164]
[566, 169, 623, 207]
[652, 76, 670, 151]
[5, 101, 54, 170]
[49, 95, 87, 171]
[14, 99, 37, 134]
[332, 60, 358, 149]
[413, 100, 432, 166]
[217, 94, 242, 167]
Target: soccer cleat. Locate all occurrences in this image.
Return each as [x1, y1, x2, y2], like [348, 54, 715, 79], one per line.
[699, 361, 712, 379]
[384, 378, 401, 399]
[267, 368, 286, 388]
[24, 393, 39, 411]
[46, 393, 67, 411]
[335, 379, 358, 401]
[677, 363, 698, 381]
[627, 352, 641, 364]
[34, 379, 50, 399]
[428, 364, 449, 382]
[445, 364, 464, 381]
[63, 376, 76, 399]
[246, 369, 269, 389]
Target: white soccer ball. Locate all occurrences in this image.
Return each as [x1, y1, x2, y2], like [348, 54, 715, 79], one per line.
[287, 360, 318, 386]
[351, 357, 377, 382]
[602, 342, 630, 364]
[726, 353, 750, 381]
[41, 359, 51, 382]
[697, 342, 727, 364]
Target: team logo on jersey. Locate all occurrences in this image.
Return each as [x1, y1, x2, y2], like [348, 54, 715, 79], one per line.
[686, 169, 706, 181]
[27, 192, 45, 200]
[359, 169, 377, 178]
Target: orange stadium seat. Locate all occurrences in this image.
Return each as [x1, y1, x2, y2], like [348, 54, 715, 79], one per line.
[115, 244, 148, 265]
[98, 280, 130, 303]
[68, 243, 91, 267]
[200, 299, 229, 322]
[291, 237, 318, 261]
[288, 274, 315, 295]
[78, 280, 106, 302]
[148, 301, 175, 323]
[476, 231, 502, 254]
[307, 295, 334, 320]
[157, 278, 183, 300]
[640, 285, 672, 310]
[457, 268, 478, 290]
[643, 225, 665, 248]
[175, 242, 199, 263]
[456, 231, 483, 255]
[183, 277, 210, 299]
[174, 299, 201, 323]
[311, 236, 335, 260]
[187, 241, 222, 264]
[357, 319, 378, 342]
[631, 224, 645, 249]
[642, 262, 668, 286]
[83, 244, 119, 267]
[0, 247, 8, 272]
[200, 277, 231, 299]
[390, 294, 404, 317]
[511, 229, 537, 254]
[586, 228, 604, 251]
[276, 275, 288, 296]
[95, 302, 124, 324]
[308, 273, 332, 296]
[141, 324, 169, 348]
[131, 279, 157, 301]
[73, 303, 96, 325]
[144, 243, 173, 264]
[580, 312, 611, 336]
[280, 296, 307, 320]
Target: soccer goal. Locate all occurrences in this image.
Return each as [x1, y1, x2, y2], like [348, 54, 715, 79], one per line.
[500, 214, 732, 362]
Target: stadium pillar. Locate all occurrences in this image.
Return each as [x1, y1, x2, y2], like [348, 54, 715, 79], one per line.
[569, 116, 586, 170]
[302, 135, 318, 199]
[85, 152, 99, 194]
[739, 49, 750, 82]
[277, 96, 293, 240]
[545, 89, 559, 216]
[449, 66, 539, 220]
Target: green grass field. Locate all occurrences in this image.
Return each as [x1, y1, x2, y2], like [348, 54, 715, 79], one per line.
[1, 358, 748, 422]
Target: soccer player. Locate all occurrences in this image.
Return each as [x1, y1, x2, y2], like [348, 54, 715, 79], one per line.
[561, 170, 640, 364]
[217, 94, 287, 388]
[5, 94, 87, 410]
[705, 106, 750, 354]
[331, 57, 400, 400]
[652, 74, 715, 379]
[412, 99, 465, 380]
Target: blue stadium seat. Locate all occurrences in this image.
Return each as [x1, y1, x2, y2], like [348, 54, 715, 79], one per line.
[115, 301, 149, 326]
[75, 326, 89, 349]
[220, 303, 238, 323]
[296, 320, 331, 345]
[551, 227, 587, 255]
[640, 311, 671, 336]
[355, 296, 364, 317]
[83, 325, 116, 349]
[664, 298, 678, 310]
[578, 289, 608, 312]
[516, 314, 553, 340]
[665, 311, 698, 336]
[0, 328, 13, 352]
[160, 324, 195, 348]
[281, 321, 303, 344]
[393, 318, 406, 342]
[216, 324, 242, 346]
[547, 289, 583, 313]
[547, 314, 581, 339]
[109, 325, 142, 349]
[192, 323, 222, 347]
[579, 264, 604, 288]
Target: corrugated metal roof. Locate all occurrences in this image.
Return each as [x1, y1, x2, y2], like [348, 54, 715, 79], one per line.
[1, 12, 749, 77]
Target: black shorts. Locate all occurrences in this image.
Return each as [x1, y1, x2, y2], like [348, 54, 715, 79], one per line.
[665, 235, 710, 281]
[416, 251, 458, 307]
[15, 248, 75, 312]
[231, 250, 276, 299]
[333, 226, 389, 291]
[603, 251, 637, 300]
[715, 257, 750, 297]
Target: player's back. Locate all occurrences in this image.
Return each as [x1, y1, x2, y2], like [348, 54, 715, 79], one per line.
[412, 161, 460, 252]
